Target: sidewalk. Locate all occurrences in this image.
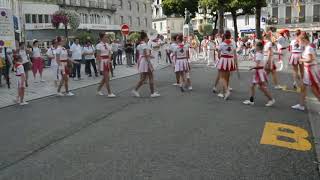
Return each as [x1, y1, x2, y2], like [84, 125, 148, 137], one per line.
[0, 59, 169, 108]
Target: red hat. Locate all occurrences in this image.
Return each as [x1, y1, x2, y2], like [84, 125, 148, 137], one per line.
[279, 29, 289, 35]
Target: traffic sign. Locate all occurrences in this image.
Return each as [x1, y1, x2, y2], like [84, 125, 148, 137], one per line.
[121, 24, 130, 36]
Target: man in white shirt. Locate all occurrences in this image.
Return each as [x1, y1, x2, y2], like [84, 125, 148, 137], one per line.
[70, 38, 83, 80]
[46, 39, 59, 86]
[83, 40, 98, 77]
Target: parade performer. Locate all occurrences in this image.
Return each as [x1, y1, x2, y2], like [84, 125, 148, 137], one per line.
[207, 35, 217, 66]
[96, 33, 116, 97]
[201, 36, 209, 61]
[277, 29, 290, 71]
[132, 32, 160, 98]
[149, 34, 163, 64]
[46, 39, 59, 87]
[14, 55, 28, 105]
[55, 36, 78, 97]
[243, 41, 275, 107]
[292, 32, 320, 111]
[289, 29, 304, 90]
[174, 34, 191, 92]
[189, 35, 199, 62]
[18, 42, 31, 87]
[169, 34, 180, 86]
[216, 30, 237, 100]
[263, 32, 282, 89]
[30, 40, 45, 82]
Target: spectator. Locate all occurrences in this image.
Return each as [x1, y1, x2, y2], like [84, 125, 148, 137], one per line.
[70, 38, 83, 80]
[124, 40, 133, 67]
[18, 42, 32, 87]
[83, 40, 98, 77]
[117, 40, 123, 65]
[111, 40, 118, 67]
[30, 40, 45, 82]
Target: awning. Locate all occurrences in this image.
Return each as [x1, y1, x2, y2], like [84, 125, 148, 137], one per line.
[240, 29, 255, 33]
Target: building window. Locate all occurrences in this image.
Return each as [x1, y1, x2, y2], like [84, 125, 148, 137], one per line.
[160, 22, 163, 31]
[129, 16, 132, 25]
[153, 23, 156, 29]
[44, 15, 49, 23]
[245, 15, 249, 25]
[285, 6, 291, 24]
[136, 2, 139, 12]
[137, 17, 140, 26]
[144, 3, 147, 13]
[313, 5, 320, 22]
[272, 7, 278, 18]
[32, 14, 37, 23]
[38, 14, 43, 23]
[120, 16, 124, 24]
[145, 18, 148, 27]
[119, 0, 123, 9]
[25, 14, 31, 23]
[299, 5, 305, 22]
[107, 15, 111, 24]
[128, 1, 131, 10]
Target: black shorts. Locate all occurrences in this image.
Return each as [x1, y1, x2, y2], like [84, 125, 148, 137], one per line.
[23, 62, 31, 71]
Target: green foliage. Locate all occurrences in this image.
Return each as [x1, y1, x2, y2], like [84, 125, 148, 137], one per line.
[76, 31, 97, 44]
[128, 32, 140, 42]
[162, 0, 199, 17]
[198, 24, 213, 36]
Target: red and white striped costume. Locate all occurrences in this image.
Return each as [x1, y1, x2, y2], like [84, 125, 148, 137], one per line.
[217, 40, 236, 71]
[96, 42, 112, 73]
[137, 41, 154, 73]
[174, 43, 189, 72]
[263, 40, 277, 70]
[56, 46, 69, 75]
[289, 39, 303, 65]
[169, 42, 178, 67]
[302, 45, 320, 88]
[15, 63, 25, 88]
[252, 52, 268, 84]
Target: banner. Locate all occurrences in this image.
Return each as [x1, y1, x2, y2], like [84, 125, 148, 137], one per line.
[0, 8, 15, 49]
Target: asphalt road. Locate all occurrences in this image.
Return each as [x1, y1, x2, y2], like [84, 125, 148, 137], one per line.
[0, 65, 319, 180]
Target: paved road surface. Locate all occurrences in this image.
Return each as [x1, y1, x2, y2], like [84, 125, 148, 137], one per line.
[0, 65, 319, 179]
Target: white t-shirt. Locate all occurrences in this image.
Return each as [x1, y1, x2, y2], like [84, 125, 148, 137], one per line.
[174, 44, 189, 59]
[169, 43, 178, 53]
[19, 50, 29, 64]
[263, 41, 273, 55]
[16, 64, 25, 76]
[290, 39, 303, 53]
[255, 52, 265, 67]
[46, 47, 57, 66]
[83, 46, 95, 60]
[70, 43, 82, 60]
[302, 45, 316, 65]
[55, 46, 69, 61]
[96, 42, 111, 57]
[277, 36, 289, 49]
[201, 39, 209, 48]
[218, 40, 236, 56]
[137, 42, 151, 57]
[207, 41, 216, 50]
[32, 47, 41, 58]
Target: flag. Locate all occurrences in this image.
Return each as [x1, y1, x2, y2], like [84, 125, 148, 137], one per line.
[293, 0, 301, 15]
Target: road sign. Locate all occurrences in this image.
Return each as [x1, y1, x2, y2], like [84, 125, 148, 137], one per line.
[121, 24, 130, 36]
[0, 8, 15, 48]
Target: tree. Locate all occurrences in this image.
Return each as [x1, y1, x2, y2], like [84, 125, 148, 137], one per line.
[52, 10, 80, 40]
[162, 0, 199, 17]
[198, 0, 224, 34]
[255, 0, 267, 40]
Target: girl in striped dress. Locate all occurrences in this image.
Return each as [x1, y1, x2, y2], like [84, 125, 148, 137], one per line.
[289, 29, 304, 89]
[174, 34, 190, 92]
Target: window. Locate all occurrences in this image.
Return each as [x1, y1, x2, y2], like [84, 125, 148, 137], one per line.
[129, 16, 132, 25]
[32, 14, 37, 23]
[25, 14, 31, 23]
[313, 5, 320, 22]
[153, 23, 156, 29]
[119, 0, 123, 9]
[285, 6, 291, 24]
[145, 18, 148, 27]
[144, 3, 147, 13]
[136, 2, 139, 12]
[38, 14, 43, 23]
[128, 1, 131, 10]
[245, 15, 249, 25]
[44, 15, 49, 23]
[160, 22, 163, 31]
[299, 5, 305, 22]
[107, 15, 111, 24]
[120, 16, 124, 24]
[272, 7, 278, 17]
[137, 17, 140, 26]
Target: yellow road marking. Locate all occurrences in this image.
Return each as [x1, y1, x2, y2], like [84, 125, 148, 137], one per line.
[260, 122, 312, 151]
[281, 85, 301, 93]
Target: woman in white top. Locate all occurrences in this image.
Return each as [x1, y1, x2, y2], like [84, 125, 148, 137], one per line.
[96, 32, 116, 97]
[46, 39, 59, 87]
[31, 40, 45, 82]
[55, 36, 78, 96]
[18, 42, 32, 87]
[132, 32, 160, 98]
[83, 40, 98, 77]
[289, 30, 304, 89]
[292, 32, 320, 111]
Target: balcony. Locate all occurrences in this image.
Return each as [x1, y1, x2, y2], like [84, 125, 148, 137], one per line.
[89, 1, 97, 8]
[57, 0, 117, 12]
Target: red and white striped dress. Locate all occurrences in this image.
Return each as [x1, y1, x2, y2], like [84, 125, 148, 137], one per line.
[252, 52, 268, 84]
[96, 42, 112, 72]
[174, 43, 189, 72]
[302, 45, 320, 88]
[217, 40, 236, 71]
[263, 41, 277, 70]
[289, 39, 303, 65]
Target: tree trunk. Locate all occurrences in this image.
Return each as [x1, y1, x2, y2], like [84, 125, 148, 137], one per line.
[255, 0, 262, 40]
[64, 24, 69, 41]
[214, 13, 218, 30]
[231, 12, 238, 42]
[218, 8, 224, 34]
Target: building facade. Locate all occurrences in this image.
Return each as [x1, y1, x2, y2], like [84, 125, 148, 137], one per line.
[267, 0, 320, 34]
[151, 0, 184, 39]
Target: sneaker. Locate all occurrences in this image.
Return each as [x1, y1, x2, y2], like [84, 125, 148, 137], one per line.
[180, 86, 185, 92]
[274, 85, 282, 90]
[228, 87, 233, 91]
[66, 92, 75, 96]
[131, 90, 140, 97]
[107, 93, 116, 98]
[212, 87, 217, 93]
[172, 83, 179, 86]
[243, 100, 254, 105]
[224, 91, 231, 100]
[150, 92, 161, 98]
[57, 92, 65, 96]
[265, 99, 276, 107]
[40, 79, 46, 82]
[188, 86, 193, 91]
[97, 91, 105, 96]
[20, 101, 29, 106]
[291, 104, 305, 111]
[217, 93, 224, 98]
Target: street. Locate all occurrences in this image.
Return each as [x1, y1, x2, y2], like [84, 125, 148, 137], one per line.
[0, 64, 319, 179]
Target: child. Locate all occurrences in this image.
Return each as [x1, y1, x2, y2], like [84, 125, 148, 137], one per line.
[15, 55, 28, 105]
[243, 41, 275, 106]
